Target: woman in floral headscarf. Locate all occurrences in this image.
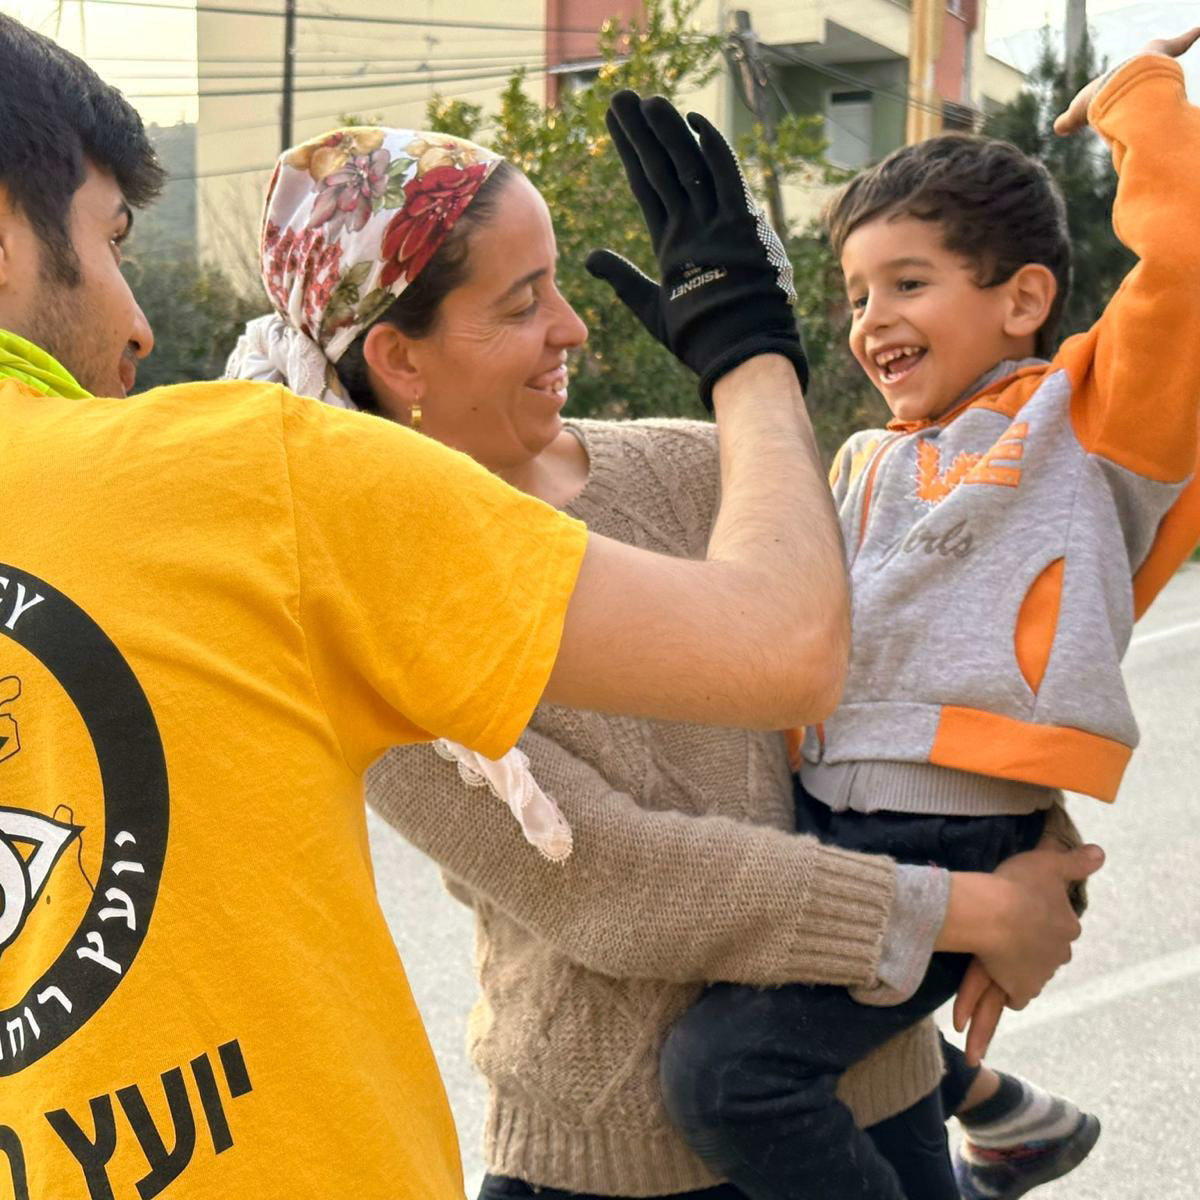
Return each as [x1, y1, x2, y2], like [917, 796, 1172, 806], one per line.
[225, 124, 1088, 1200]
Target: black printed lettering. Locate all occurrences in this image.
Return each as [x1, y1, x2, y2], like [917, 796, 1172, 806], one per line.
[0, 1126, 29, 1200]
[116, 1067, 196, 1200]
[218, 1039, 252, 1098]
[45, 1095, 118, 1200]
[38, 1041, 252, 1196]
[190, 1053, 234, 1155]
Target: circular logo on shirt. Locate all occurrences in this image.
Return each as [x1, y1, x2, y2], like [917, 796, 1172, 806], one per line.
[0, 564, 167, 1075]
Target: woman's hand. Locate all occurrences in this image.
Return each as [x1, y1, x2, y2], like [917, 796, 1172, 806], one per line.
[948, 838, 1101, 1065]
[936, 843, 1103, 1002]
[586, 90, 808, 408]
[1054, 26, 1200, 135]
[981, 844, 1102, 1004]
[953, 961, 1007, 1066]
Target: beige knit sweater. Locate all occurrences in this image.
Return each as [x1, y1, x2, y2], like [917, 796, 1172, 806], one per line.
[367, 418, 944, 1197]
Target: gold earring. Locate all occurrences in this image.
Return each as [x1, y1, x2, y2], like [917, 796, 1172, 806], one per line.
[409, 402, 422, 433]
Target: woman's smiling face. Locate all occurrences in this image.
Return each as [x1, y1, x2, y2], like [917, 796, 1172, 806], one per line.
[397, 172, 588, 471]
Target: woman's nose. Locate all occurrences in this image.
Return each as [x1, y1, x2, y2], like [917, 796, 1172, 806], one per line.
[552, 290, 588, 348]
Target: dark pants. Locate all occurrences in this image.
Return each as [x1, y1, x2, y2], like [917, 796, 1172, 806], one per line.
[938, 1032, 983, 1116]
[657, 792, 1046, 1200]
[478, 1178, 743, 1199]
[478, 1053, 979, 1200]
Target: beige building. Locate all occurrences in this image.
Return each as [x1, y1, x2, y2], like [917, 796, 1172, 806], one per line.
[195, 0, 547, 288]
[671, 0, 1025, 230]
[194, 1, 1024, 287]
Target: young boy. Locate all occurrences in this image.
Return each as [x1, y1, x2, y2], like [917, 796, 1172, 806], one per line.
[657, 34, 1200, 1200]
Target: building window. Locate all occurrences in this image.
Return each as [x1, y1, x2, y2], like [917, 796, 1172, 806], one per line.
[825, 90, 873, 169]
[557, 65, 600, 95]
[942, 100, 979, 131]
[548, 57, 608, 104]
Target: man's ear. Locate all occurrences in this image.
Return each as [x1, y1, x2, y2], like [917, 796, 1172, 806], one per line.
[1002, 264, 1057, 342]
[0, 185, 16, 288]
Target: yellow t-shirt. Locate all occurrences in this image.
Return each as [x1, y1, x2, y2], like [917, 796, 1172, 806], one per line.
[0, 379, 587, 1198]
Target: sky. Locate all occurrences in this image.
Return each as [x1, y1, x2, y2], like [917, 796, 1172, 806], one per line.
[986, 0, 1165, 39]
[8, 0, 1200, 127]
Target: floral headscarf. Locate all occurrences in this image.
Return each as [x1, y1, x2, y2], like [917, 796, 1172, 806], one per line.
[225, 126, 503, 407]
[224, 126, 573, 863]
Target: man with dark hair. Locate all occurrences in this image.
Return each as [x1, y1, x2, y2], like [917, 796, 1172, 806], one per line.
[0, 15, 847, 1199]
[0, 15, 162, 395]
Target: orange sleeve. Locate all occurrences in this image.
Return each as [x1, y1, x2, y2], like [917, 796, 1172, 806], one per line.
[1061, 56, 1200, 484]
[1133, 438, 1200, 619]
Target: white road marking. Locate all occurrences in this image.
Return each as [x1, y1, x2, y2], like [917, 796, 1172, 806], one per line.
[990, 944, 1200, 1039]
[1130, 618, 1200, 649]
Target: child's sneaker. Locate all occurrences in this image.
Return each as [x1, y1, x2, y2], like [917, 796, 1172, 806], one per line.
[955, 1104, 1101, 1199]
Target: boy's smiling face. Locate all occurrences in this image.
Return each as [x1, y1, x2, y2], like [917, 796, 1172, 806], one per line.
[841, 214, 1024, 424]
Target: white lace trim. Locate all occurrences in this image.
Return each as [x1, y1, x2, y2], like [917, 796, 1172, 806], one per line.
[432, 740, 573, 863]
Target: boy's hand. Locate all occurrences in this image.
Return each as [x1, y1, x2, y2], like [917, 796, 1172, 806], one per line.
[1054, 26, 1200, 135]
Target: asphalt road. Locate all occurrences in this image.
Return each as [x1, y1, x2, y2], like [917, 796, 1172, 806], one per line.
[369, 562, 1200, 1199]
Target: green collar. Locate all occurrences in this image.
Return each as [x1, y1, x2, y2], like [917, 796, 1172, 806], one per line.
[0, 330, 91, 399]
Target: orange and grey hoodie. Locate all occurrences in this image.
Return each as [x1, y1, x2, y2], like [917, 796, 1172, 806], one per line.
[801, 53, 1200, 817]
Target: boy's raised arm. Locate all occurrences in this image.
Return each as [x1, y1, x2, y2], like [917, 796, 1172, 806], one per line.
[1054, 33, 1200, 489]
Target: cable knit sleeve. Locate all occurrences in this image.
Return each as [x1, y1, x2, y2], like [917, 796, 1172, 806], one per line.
[367, 726, 898, 987]
[647, 418, 722, 547]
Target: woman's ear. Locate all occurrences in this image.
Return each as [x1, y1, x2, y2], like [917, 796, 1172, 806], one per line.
[362, 322, 423, 422]
[1002, 264, 1058, 343]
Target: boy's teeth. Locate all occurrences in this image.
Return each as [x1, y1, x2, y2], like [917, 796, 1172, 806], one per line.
[874, 346, 926, 382]
[874, 345, 922, 367]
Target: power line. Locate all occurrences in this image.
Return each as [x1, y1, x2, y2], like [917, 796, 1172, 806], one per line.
[126, 60, 546, 98]
[89, 48, 548, 63]
[117, 54, 547, 80]
[78, 0, 601, 35]
[170, 160, 278, 181]
[121, 18, 962, 151]
[770, 45, 961, 124]
[167, 103, 370, 138]
[292, 24, 548, 48]
[155, 93, 408, 138]
[111, 35, 956, 126]
[166, 65, 555, 169]
[413, 64, 549, 104]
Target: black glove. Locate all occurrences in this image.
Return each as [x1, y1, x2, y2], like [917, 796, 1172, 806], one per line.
[586, 90, 808, 409]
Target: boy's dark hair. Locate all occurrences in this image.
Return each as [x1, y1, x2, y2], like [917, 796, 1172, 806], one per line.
[825, 133, 1071, 358]
[0, 14, 165, 284]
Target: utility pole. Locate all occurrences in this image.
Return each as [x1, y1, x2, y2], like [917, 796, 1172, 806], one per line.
[1065, 0, 1087, 80]
[906, 0, 943, 143]
[280, 0, 297, 154]
[727, 10, 786, 235]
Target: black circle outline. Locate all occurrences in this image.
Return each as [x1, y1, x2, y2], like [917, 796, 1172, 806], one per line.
[0, 564, 168, 1075]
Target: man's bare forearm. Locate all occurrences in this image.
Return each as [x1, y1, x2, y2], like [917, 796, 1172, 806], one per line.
[707, 355, 850, 715]
[548, 355, 849, 729]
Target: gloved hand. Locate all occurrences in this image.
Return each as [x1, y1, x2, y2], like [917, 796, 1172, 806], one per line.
[587, 89, 808, 409]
